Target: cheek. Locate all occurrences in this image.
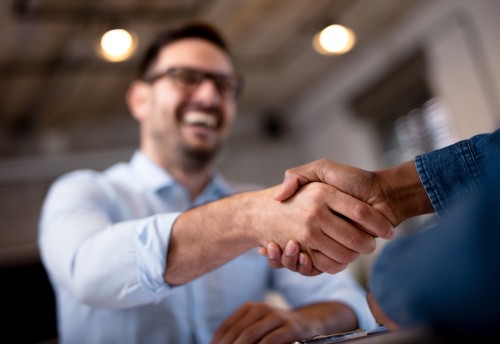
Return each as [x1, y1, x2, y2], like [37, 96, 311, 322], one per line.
[152, 82, 183, 108]
[151, 91, 183, 122]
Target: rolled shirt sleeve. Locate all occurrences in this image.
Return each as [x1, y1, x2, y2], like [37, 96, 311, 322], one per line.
[39, 170, 182, 309]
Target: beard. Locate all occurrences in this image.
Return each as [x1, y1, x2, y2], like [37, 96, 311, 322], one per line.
[176, 140, 220, 172]
[173, 102, 224, 172]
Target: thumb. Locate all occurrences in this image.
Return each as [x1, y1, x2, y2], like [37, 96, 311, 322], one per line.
[274, 174, 302, 201]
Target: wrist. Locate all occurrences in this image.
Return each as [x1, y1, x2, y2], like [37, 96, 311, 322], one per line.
[240, 185, 286, 247]
[374, 160, 434, 226]
[228, 191, 262, 245]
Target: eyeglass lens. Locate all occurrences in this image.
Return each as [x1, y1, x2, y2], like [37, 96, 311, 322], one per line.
[170, 68, 240, 96]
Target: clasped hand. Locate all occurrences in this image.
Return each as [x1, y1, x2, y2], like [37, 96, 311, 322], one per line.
[259, 159, 397, 276]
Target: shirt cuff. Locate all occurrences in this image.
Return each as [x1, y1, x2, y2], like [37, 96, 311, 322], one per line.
[135, 212, 182, 300]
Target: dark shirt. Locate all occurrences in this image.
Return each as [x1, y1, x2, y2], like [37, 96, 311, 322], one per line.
[370, 129, 500, 335]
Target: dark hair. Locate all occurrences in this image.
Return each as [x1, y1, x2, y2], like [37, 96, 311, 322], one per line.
[138, 22, 231, 79]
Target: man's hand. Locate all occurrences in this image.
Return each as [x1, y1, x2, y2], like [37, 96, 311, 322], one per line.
[252, 182, 393, 275]
[275, 159, 399, 228]
[211, 302, 310, 344]
[276, 159, 432, 229]
[258, 240, 321, 276]
[165, 180, 395, 285]
[259, 159, 434, 275]
[211, 301, 357, 344]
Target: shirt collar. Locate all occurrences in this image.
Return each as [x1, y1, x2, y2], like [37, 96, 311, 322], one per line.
[129, 150, 234, 198]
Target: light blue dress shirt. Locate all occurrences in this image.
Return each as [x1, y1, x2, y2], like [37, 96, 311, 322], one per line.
[39, 150, 377, 344]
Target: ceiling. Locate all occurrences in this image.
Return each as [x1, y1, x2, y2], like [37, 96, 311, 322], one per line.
[0, 0, 426, 158]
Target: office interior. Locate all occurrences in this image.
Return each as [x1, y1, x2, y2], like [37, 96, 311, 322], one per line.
[1, 0, 499, 342]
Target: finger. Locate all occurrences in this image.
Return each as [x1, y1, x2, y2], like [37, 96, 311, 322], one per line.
[262, 241, 320, 275]
[217, 303, 283, 344]
[324, 188, 394, 241]
[307, 205, 376, 257]
[238, 316, 297, 344]
[258, 322, 298, 344]
[328, 213, 378, 255]
[275, 160, 333, 201]
[279, 241, 325, 276]
[274, 173, 302, 201]
[310, 247, 351, 275]
[232, 309, 284, 344]
[267, 242, 285, 269]
[297, 252, 322, 276]
[305, 231, 359, 274]
[281, 240, 300, 272]
[212, 303, 260, 344]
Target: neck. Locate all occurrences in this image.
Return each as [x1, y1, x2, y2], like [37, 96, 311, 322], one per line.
[167, 163, 213, 202]
[143, 145, 214, 201]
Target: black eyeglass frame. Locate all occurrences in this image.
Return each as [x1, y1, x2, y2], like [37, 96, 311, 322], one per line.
[142, 67, 244, 98]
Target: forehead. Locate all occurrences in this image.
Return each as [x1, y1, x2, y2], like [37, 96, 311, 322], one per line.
[155, 38, 234, 74]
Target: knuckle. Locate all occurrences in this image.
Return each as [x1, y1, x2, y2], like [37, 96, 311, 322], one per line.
[317, 260, 345, 275]
[317, 158, 328, 166]
[283, 167, 297, 178]
[345, 236, 362, 252]
[303, 209, 321, 228]
[365, 237, 377, 253]
[349, 232, 377, 254]
[352, 202, 370, 220]
[336, 250, 359, 265]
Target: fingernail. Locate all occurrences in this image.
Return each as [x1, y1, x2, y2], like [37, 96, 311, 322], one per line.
[268, 244, 278, 259]
[386, 229, 396, 240]
[284, 241, 298, 256]
[299, 253, 306, 266]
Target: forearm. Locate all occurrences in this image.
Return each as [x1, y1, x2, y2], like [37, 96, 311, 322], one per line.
[164, 191, 260, 285]
[165, 181, 394, 284]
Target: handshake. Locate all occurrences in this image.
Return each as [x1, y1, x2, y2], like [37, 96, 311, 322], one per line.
[254, 158, 433, 276]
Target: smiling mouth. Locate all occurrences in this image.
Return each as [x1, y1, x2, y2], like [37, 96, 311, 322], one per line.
[183, 111, 218, 129]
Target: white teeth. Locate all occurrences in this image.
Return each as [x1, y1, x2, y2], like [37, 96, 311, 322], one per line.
[183, 112, 217, 128]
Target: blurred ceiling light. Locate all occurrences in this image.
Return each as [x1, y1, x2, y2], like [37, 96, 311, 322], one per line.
[99, 29, 137, 62]
[313, 24, 356, 55]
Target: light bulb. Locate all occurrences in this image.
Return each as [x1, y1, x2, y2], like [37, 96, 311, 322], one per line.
[99, 29, 137, 62]
[313, 24, 356, 55]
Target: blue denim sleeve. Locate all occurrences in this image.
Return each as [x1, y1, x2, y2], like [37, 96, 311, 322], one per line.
[415, 129, 500, 215]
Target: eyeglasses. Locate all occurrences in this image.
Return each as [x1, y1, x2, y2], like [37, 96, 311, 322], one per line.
[143, 67, 244, 98]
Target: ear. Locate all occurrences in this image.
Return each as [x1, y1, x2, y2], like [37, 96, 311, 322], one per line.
[126, 80, 151, 122]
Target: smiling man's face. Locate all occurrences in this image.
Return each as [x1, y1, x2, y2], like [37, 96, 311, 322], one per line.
[138, 38, 238, 169]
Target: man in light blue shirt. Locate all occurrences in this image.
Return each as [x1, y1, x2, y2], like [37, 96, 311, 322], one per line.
[39, 22, 390, 343]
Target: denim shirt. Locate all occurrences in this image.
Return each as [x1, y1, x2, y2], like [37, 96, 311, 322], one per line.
[415, 129, 500, 214]
[370, 129, 500, 334]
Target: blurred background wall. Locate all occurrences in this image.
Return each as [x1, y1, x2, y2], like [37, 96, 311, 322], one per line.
[217, 0, 500, 288]
[1, 0, 499, 342]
